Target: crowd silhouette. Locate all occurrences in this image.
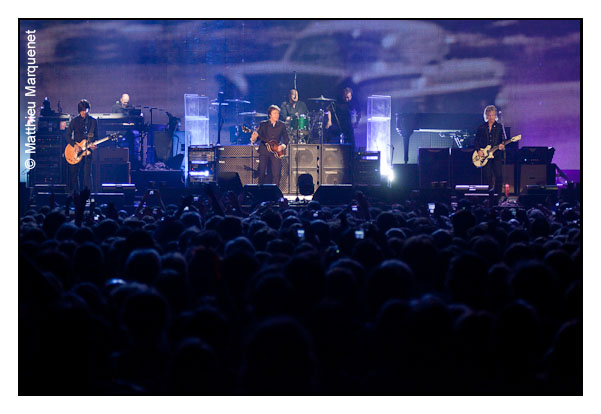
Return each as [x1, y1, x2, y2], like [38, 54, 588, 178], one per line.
[19, 186, 582, 395]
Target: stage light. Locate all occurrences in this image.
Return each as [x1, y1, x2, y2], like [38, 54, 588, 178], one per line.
[189, 170, 211, 177]
[366, 95, 392, 180]
[184, 94, 209, 176]
[386, 169, 395, 183]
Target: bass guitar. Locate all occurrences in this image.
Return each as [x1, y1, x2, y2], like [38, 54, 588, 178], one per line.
[64, 133, 120, 165]
[241, 125, 286, 158]
[472, 135, 521, 168]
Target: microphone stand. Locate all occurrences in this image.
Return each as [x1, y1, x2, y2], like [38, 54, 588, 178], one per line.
[217, 92, 224, 146]
[143, 106, 159, 165]
[499, 112, 509, 198]
[295, 144, 300, 202]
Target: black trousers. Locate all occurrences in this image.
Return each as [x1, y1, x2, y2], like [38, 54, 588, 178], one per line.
[68, 155, 92, 193]
[258, 148, 281, 186]
[483, 158, 503, 194]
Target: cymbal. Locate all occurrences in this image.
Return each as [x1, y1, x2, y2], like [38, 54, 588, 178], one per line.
[239, 111, 268, 117]
[226, 99, 251, 104]
[307, 95, 335, 101]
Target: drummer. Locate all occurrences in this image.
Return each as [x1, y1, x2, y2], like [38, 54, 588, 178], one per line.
[280, 89, 309, 122]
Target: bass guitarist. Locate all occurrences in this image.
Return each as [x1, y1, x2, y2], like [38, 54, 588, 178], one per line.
[475, 105, 505, 195]
[65, 99, 98, 192]
[251, 105, 289, 186]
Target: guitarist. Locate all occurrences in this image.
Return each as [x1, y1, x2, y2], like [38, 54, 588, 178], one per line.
[65, 99, 98, 192]
[475, 105, 505, 194]
[250, 105, 289, 186]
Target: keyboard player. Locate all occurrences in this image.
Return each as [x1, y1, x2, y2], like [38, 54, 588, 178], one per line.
[112, 93, 134, 115]
[108, 93, 142, 168]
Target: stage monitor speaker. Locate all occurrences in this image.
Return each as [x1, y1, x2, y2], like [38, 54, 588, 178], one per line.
[418, 148, 450, 187]
[312, 184, 354, 205]
[243, 184, 283, 205]
[519, 164, 553, 193]
[451, 148, 482, 187]
[322, 144, 352, 169]
[322, 169, 351, 185]
[290, 144, 320, 169]
[217, 172, 244, 196]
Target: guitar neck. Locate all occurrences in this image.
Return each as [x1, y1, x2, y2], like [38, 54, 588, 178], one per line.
[92, 135, 112, 145]
[490, 135, 520, 151]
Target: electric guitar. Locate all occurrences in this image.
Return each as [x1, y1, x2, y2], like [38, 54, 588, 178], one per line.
[64, 133, 120, 165]
[472, 135, 521, 168]
[241, 125, 286, 158]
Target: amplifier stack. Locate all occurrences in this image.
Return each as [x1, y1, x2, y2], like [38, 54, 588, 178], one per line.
[215, 145, 258, 188]
[416, 146, 555, 194]
[188, 146, 216, 184]
[30, 115, 71, 186]
[190, 143, 354, 194]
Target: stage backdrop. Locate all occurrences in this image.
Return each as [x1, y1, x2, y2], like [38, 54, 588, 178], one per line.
[19, 19, 580, 182]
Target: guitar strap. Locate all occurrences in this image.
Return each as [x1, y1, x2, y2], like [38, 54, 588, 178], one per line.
[83, 115, 89, 138]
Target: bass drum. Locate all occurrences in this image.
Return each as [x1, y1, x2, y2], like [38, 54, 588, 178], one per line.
[290, 114, 310, 134]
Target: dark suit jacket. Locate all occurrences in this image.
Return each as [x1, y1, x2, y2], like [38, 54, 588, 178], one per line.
[475, 121, 505, 149]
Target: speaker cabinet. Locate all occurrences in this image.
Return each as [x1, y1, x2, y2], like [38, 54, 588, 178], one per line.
[519, 164, 553, 193]
[290, 169, 319, 193]
[418, 148, 450, 187]
[93, 147, 129, 163]
[217, 158, 257, 185]
[451, 148, 482, 187]
[322, 144, 352, 169]
[290, 144, 320, 169]
[322, 169, 351, 185]
[216, 145, 257, 158]
[278, 157, 290, 195]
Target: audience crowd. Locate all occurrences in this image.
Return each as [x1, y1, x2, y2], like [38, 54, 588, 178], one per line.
[19, 186, 582, 395]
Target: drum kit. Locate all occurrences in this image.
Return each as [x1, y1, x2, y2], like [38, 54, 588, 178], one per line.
[215, 95, 337, 145]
